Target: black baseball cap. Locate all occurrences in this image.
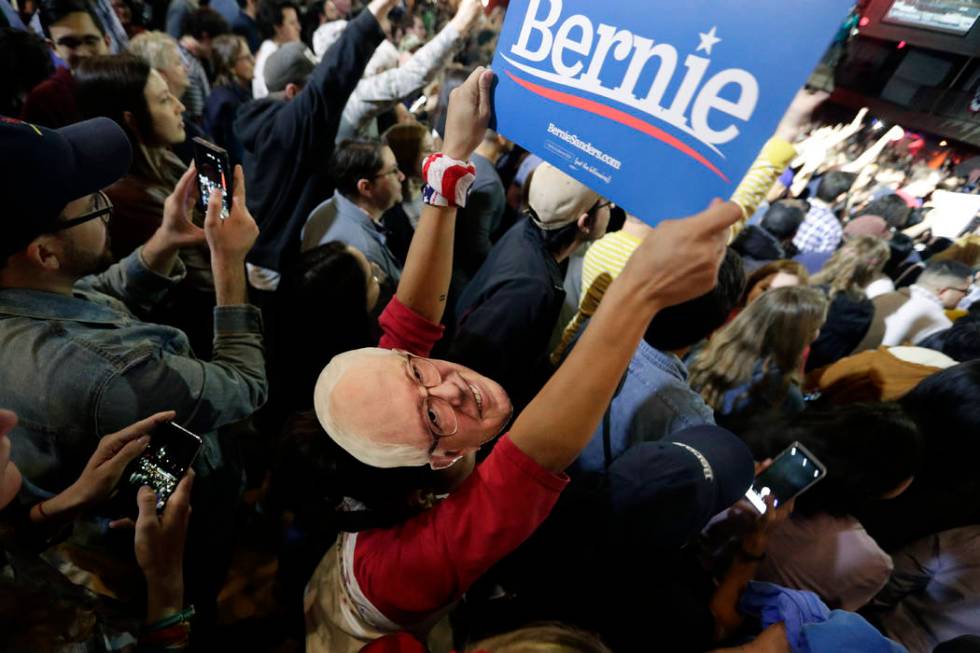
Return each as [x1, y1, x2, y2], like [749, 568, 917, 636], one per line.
[607, 425, 755, 549]
[0, 116, 132, 259]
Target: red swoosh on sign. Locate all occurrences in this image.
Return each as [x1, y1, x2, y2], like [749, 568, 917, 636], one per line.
[505, 70, 730, 184]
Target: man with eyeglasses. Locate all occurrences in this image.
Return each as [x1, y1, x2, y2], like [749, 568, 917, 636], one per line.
[451, 162, 612, 410]
[302, 138, 407, 297]
[877, 260, 976, 347]
[21, 0, 110, 127]
[0, 116, 267, 619]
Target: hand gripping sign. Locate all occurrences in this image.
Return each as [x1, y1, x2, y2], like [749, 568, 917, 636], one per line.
[490, 0, 853, 225]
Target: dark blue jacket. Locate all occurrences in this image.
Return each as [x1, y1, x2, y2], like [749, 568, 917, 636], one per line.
[452, 217, 565, 408]
[204, 82, 251, 168]
[236, 9, 384, 272]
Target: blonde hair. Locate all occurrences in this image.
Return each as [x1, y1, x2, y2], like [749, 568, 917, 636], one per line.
[689, 286, 828, 411]
[810, 235, 890, 298]
[128, 31, 182, 70]
[467, 624, 612, 653]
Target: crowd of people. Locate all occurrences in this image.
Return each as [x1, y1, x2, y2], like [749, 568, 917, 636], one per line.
[1, 0, 979, 651]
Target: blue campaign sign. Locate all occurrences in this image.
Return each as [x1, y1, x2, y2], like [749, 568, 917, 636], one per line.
[490, 0, 853, 224]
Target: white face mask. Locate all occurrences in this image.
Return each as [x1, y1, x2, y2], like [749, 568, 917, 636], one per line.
[314, 348, 432, 469]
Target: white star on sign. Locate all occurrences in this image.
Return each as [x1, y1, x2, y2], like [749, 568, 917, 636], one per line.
[697, 26, 721, 56]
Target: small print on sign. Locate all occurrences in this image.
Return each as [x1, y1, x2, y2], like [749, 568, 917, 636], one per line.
[491, 0, 853, 225]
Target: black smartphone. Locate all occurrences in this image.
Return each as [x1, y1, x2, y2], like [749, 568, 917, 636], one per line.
[192, 137, 232, 219]
[745, 441, 827, 514]
[118, 422, 202, 516]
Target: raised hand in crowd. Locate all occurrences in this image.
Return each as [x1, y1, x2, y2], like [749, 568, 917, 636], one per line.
[136, 470, 194, 625]
[141, 164, 208, 276]
[396, 66, 494, 323]
[368, 0, 403, 34]
[448, 0, 484, 36]
[710, 491, 796, 642]
[621, 200, 742, 310]
[204, 164, 260, 306]
[511, 199, 742, 473]
[28, 412, 176, 524]
[443, 65, 494, 160]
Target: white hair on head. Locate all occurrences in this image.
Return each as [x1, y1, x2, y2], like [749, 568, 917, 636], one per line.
[128, 31, 181, 69]
[313, 348, 431, 469]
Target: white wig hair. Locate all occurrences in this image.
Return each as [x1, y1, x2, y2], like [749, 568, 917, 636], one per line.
[312, 347, 431, 469]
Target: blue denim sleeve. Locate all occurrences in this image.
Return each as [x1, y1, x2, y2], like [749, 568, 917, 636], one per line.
[75, 247, 187, 317]
[94, 305, 267, 436]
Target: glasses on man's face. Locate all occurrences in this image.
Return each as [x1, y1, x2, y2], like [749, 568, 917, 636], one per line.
[591, 199, 614, 215]
[402, 353, 459, 453]
[55, 34, 104, 50]
[50, 191, 113, 233]
[374, 166, 402, 180]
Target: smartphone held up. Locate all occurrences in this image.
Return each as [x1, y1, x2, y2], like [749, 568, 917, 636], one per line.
[117, 422, 202, 516]
[192, 137, 233, 219]
[745, 441, 827, 514]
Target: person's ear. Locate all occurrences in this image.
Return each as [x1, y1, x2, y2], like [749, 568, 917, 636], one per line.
[284, 83, 301, 99]
[356, 178, 373, 198]
[25, 237, 63, 272]
[103, 34, 111, 49]
[577, 211, 593, 236]
[122, 110, 140, 136]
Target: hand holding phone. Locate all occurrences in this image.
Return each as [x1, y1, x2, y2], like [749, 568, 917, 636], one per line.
[745, 441, 826, 514]
[192, 137, 232, 219]
[135, 470, 192, 618]
[118, 422, 202, 516]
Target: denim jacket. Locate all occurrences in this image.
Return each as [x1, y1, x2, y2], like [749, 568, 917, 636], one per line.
[572, 340, 715, 476]
[0, 249, 268, 500]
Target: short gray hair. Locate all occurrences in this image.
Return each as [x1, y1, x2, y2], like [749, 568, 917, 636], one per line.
[128, 31, 182, 70]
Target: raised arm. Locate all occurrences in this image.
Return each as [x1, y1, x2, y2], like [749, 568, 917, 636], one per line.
[394, 67, 494, 324]
[96, 166, 268, 436]
[509, 200, 742, 473]
[268, 0, 397, 152]
[339, 0, 483, 136]
[729, 89, 827, 234]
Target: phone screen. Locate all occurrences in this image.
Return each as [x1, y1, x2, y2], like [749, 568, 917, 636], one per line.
[745, 442, 826, 513]
[122, 422, 202, 514]
[192, 137, 231, 218]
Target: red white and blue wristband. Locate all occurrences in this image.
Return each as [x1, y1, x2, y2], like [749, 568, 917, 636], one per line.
[422, 153, 476, 208]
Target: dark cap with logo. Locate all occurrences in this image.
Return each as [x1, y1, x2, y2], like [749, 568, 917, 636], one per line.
[607, 424, 755, 549]
[0, 116, 132, 259]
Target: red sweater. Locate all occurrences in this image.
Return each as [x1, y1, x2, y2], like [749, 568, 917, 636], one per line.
[22, 67, 80, 129]
[349, 298, 569, 627]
